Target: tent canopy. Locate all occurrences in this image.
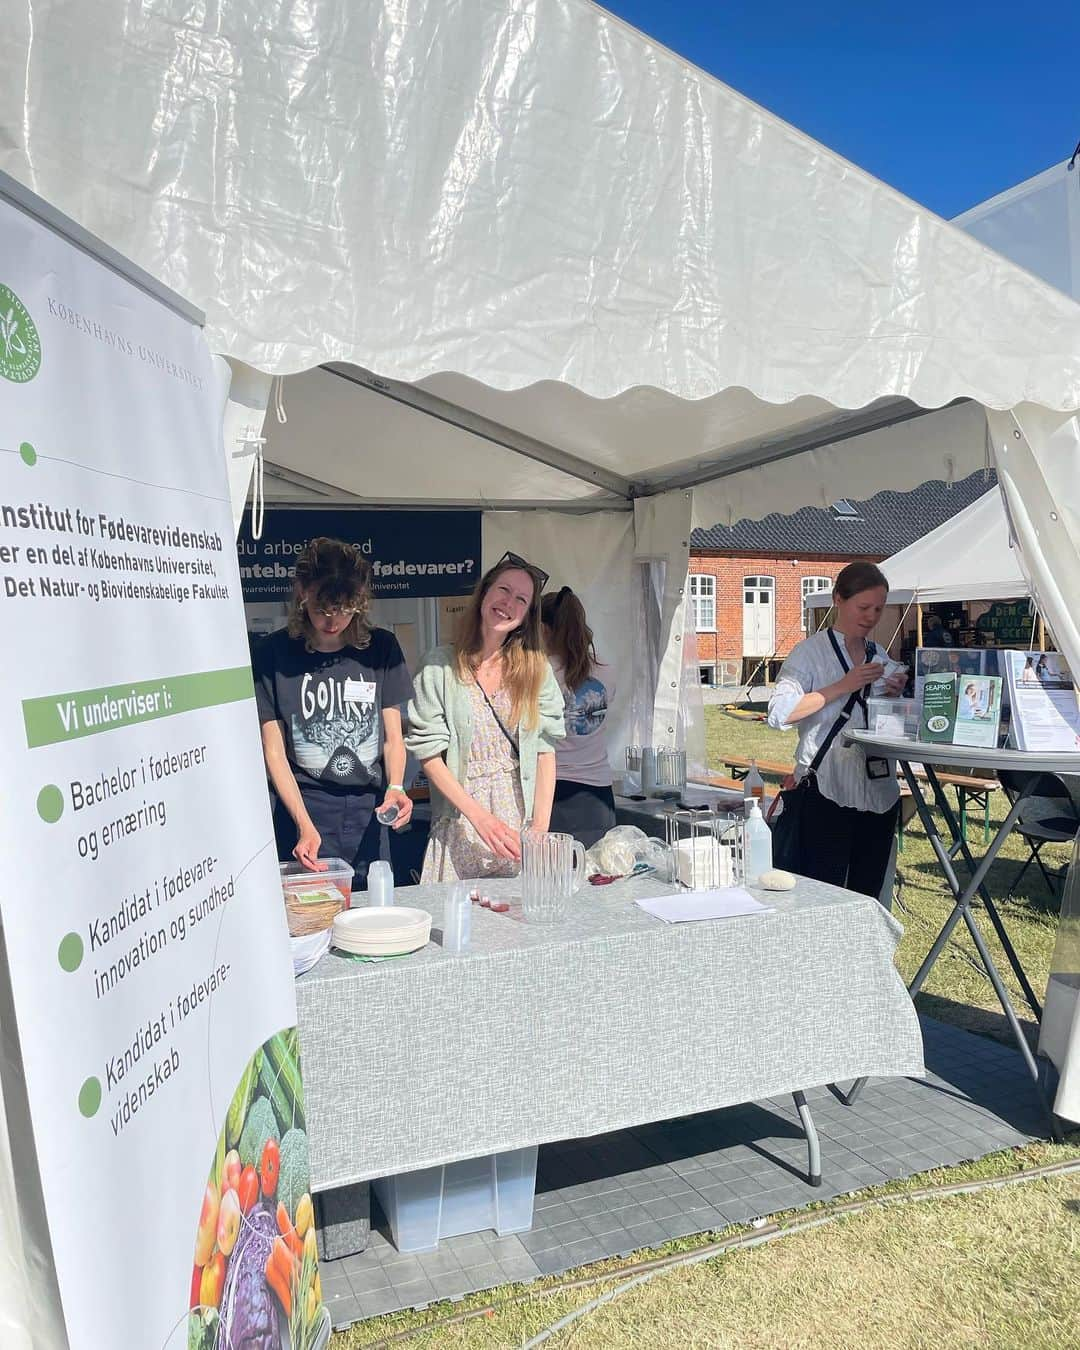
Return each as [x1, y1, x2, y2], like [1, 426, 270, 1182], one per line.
[3, 0, 1080, 678]
[806, 488, 1029, 610]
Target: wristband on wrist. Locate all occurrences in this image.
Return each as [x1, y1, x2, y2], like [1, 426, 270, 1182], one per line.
[388, 784, 405, 792]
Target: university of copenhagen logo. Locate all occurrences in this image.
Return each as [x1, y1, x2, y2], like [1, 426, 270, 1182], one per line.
[0, 283, 42, 383]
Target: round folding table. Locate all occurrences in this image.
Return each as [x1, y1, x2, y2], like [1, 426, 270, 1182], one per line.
[847, 730, 1080, 1135]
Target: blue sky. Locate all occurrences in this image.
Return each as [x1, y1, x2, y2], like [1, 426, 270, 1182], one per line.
[598, 2, 1079, 219]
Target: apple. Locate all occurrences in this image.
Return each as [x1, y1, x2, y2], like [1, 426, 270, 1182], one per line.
[199, 1251, 226, 1310]
[222, 1148, 242, 1194]
[217, 1186, 242, 1257]
[195, 1181, 220, 1267]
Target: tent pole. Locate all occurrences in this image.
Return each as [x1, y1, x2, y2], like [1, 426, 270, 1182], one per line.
[916, 603, 923, 647]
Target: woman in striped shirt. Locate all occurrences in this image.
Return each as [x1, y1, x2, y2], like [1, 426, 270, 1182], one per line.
[767, 561, 907, 897]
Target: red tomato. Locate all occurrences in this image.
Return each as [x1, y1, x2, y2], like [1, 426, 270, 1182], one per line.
[260, 1138, 281, 1199]
[238, 1164, 260, 1214]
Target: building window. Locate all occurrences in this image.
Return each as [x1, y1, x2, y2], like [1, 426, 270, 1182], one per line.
[801, 575, 832, 631]
[699, 664, 716, 687]
[742, 575, 775, 602]
[689, 574, 716, 632]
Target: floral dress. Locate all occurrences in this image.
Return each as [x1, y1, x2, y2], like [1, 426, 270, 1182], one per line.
[421, 682, 526, 882]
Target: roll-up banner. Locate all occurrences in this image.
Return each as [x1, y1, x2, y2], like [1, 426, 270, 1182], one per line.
[0, 183, 326, 1347]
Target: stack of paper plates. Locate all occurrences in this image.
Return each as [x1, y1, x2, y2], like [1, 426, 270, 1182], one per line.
[332, 906, 432, 957]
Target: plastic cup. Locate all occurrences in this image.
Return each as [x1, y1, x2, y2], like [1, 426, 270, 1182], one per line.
[367, 860, 394, 907]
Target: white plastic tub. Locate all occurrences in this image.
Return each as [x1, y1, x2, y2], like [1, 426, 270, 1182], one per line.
[373, 1146, 538, 1253]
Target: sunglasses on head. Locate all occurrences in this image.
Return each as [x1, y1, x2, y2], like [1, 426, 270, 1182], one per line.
[494, 551, 549, 592]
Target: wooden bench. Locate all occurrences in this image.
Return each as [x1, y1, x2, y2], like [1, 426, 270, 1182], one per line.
[720, 754, 999, 844]
[690, 773, 752, 794]
[724, 754, 794, 779]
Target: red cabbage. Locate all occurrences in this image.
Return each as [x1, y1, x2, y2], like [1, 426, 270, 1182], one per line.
[218, 1204, 282, 1350]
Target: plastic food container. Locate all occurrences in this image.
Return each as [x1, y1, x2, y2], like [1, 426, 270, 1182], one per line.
[373, 1146, 538, 1253]
[866, 697, 918, 740]
[280, 857, 355, 936]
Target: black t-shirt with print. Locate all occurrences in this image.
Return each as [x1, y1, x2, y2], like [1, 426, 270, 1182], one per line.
[254, 627, 414, 793]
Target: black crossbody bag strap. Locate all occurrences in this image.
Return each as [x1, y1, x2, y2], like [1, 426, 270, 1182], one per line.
[474, 679, 520, 760]
[807, 632, 875, 776]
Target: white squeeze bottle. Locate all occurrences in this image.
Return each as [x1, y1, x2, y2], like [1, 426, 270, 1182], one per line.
[745, 759, 765, 802]
[744, 801, 773, 885]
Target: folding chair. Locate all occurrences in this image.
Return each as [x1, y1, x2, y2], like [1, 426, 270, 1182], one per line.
[997, 770, 1079, 900]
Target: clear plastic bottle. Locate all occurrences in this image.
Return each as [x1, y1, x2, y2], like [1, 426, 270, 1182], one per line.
[443, 882, 472, 953]
[744, 800, 773, 885]
[744, 759, 765, 801]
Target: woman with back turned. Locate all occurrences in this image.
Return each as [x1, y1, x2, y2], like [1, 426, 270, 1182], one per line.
[541, 586, 617, 848]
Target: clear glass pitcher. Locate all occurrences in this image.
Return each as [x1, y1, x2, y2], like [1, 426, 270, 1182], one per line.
[520, 830, 586, 922]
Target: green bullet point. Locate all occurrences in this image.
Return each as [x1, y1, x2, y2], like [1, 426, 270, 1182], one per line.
[58, 932, 83, 972]
[19, 442, 37, 466]
[37, 785, 64, 823]
[78, 1077, 101, 1118]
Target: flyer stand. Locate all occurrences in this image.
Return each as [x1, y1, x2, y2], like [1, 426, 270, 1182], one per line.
[846, 731, 1080, 1138]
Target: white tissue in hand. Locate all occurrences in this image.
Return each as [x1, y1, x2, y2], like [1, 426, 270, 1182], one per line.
[759, 868, 797, 891]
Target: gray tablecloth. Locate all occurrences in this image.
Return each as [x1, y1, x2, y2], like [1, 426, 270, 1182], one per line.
[296, 875, 924, 1191]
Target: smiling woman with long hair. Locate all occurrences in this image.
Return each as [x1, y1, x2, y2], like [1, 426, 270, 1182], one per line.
[406, 553, 565, 881]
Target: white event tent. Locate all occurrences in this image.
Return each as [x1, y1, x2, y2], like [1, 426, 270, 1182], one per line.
[807, 488, 1030, 612]
[4, 2, 1080, 1337]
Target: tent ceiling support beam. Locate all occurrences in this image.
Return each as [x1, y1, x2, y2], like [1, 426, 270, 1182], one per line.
[263, 493, 632, 514]
[263, 461, 364, 500]
[638, 398, 971, 494]
[264, 462, 631, 513]
[321, 363, 637, 500]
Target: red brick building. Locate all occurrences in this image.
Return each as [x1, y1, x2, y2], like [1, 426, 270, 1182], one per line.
[689, 473, 993, 686]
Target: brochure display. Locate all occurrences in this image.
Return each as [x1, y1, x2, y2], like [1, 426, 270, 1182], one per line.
[952, 675, 1003, 749]
[914, 648, 1008, 749]
[0, 189, 326, 1345]
[1003, 651, 1080, 752]
[918, 673, 958, 744]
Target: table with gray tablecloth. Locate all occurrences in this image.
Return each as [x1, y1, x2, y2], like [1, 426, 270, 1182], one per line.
[296, 872, 924, 1198]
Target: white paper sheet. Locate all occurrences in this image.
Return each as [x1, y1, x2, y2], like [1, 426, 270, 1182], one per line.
[636, 888, 774, 924]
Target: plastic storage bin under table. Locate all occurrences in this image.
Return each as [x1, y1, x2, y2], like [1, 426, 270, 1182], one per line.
[373, 1145, 539, 1253]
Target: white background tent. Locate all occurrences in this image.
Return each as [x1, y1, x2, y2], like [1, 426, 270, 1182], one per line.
[955, 157, 1080, 303]
[807, 488, 1029, 612]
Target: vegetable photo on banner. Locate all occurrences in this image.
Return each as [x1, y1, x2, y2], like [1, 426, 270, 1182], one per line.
[187, 1029, 328, 1350]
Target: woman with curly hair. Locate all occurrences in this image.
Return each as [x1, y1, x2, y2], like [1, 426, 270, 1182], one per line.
[254, 537, 414, 882]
